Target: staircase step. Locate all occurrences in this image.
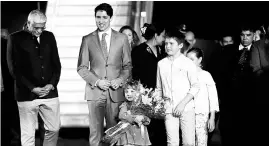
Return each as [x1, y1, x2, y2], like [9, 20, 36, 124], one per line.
[58, 91, 85, 102]
[60, 102, 88, 114]
[60, 102, 88, 127]
[57, 0, 129, 6]
[52, 16, 129, 26]
[57, 36, 82, 48]
[60, 56, 78, 69]
[60, 114, 89, 127]
[54, 26, 94, 37]
[58, 47, 80, 58]
[58, 80, 85, 92]
[54, 26, 121, 37]
[60, 68, 81, 80]
[47, 5, 130, 16]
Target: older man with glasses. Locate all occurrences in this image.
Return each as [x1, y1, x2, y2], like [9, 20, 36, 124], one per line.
[7, 10, 61, 146]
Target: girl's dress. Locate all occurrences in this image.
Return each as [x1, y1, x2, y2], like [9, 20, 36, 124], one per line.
[116, 102, 151, 146]
[195, 70, 219, 146]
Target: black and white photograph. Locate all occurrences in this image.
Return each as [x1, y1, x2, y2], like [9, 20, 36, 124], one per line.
[1, 1, 269, 146]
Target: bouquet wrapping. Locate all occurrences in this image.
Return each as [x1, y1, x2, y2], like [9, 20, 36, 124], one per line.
[102, 121, 132, 146]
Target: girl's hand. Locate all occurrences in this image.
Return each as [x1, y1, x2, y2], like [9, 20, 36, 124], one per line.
[208, 117, 215, 132]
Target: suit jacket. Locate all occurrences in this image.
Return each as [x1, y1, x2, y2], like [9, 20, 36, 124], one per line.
[252, 39, 269, 102]
[252, 39, 269, 75]
[6, 30, 62, 101]
[77, 29, 132, 102]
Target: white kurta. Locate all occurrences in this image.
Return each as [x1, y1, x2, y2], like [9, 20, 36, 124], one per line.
[156, 54, 200, 113]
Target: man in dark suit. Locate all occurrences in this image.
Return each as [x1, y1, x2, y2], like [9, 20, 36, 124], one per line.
[7, 10, 61, 146]
[219, 24, 269, 146]
[77, 3, 132, 146]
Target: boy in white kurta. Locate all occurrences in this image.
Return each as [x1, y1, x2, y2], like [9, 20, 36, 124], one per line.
[155, 30, 200, 146]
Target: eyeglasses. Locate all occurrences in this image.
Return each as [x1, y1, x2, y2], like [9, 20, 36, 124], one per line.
[33, 26, 46, 31]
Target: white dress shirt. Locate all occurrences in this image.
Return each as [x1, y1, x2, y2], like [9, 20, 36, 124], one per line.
[98, 28, 112, 52]
[156, 54, 200, 113]
[239, 43, 251, 51]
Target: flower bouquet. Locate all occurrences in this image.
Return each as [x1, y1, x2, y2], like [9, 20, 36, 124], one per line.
[126, 80, 170, 119]
[101, 80, 170, 145]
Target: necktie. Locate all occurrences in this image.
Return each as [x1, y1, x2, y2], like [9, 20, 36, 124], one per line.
[101, 33, 108, 59]
[238, 47, 249, 66]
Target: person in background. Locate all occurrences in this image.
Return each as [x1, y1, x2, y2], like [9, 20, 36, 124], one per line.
[220, 35, 234, 47]
[186, 47, 219, 146]
[132, 23, 166, 88]
[131, 23, 166, 146]
[119, 25, 140, 50]
[254, 29, 262, 42]
[185, 31, 197, 49]
[7, 10, 61, 146]
[1, 28, 21, 146]
[77, 3, 132, 146]
[219, 24, 269, 146]
[250, 22, 269, 146]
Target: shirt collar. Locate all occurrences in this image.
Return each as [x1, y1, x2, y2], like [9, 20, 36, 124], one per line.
[239, 43, 251, 51]
[167, 53, 184, 62]
[98, 27, 112, 38]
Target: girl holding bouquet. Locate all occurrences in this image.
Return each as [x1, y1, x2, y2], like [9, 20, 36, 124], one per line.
[186, 47, 220, 146]
[116, 83, 151, 146]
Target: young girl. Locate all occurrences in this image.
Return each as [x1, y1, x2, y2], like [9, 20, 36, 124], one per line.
[116, 83, 151, 146]
[186, 47, 220, 146]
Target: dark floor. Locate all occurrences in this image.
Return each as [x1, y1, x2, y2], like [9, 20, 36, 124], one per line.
[35, 127, 222, 146]
[35, 128, 89, 146]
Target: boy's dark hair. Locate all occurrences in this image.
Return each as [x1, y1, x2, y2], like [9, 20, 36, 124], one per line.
[165, 27, 185, 44]
[94, 3, 113, 17]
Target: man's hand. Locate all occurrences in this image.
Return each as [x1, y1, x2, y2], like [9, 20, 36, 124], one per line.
[32, 87, 49, 97]
[97, 79, 111, 91]
[111, 78, 122, 90]
[44, 84, 54, 91]
[38, 84, 54, 98]
[172, 102, 186, 117]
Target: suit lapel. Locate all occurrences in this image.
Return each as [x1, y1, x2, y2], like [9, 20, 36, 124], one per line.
[93, 30, 106, 60]
[108, 30, 117, 61]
